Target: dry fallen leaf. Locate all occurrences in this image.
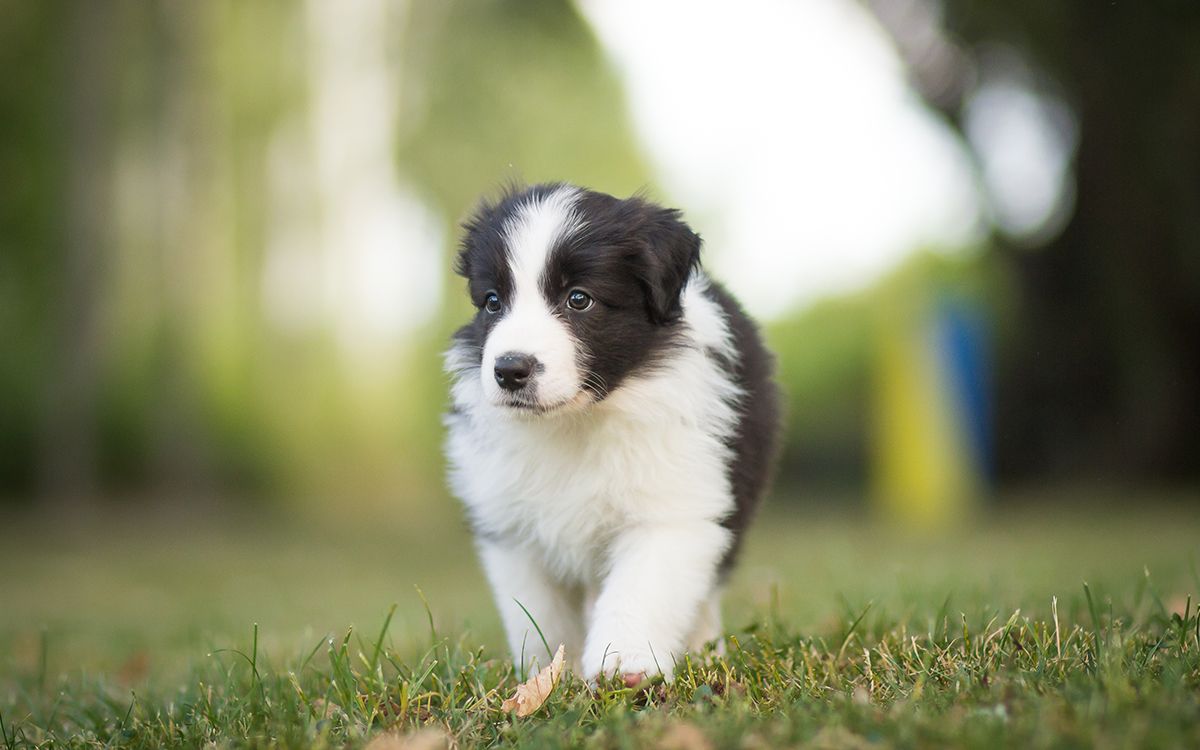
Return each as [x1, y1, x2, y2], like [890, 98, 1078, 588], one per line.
[364, 728, 449, 750]
[116, 651, 150, 685]
[1166, 594, 1191, 618]
[805, 726, 876, 750]
[501, 644, 565, 717]
[657, 721, 714, 750]
[310, 698, 346, 721]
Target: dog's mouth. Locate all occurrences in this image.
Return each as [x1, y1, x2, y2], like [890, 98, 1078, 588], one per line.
[494, 390, 594, 416]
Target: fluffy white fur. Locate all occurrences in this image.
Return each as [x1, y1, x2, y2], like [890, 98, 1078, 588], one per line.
[445, 187, 742, 680]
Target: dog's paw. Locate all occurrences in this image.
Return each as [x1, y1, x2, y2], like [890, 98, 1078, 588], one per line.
[581, 640, 672, 683]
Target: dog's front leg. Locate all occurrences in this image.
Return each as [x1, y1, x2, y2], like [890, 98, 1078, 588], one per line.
[479, 541, 583, 676]
[581, 521, 730, 682]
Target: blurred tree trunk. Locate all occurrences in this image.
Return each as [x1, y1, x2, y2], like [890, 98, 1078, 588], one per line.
[875, 0, 1200, 483]
[39, 0, 116, 506]
[147, 1, 213, 497]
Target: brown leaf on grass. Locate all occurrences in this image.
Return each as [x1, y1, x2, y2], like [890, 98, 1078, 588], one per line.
[364, 728, 450, 750]
[805, 726, 877, 750]
[117, 651, 149, 685]
[657, 721, 714, 750]
[501, 644, 565, 717]
[310, 697, 351, 724]
[1166, 594, 1191, 618]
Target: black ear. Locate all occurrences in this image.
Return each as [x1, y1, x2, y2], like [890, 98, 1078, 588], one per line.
[455, 191, 510, 280]
[632, 204, 702, 324]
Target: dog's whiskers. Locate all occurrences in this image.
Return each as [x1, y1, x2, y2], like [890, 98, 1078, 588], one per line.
[582, 372, 610, 399]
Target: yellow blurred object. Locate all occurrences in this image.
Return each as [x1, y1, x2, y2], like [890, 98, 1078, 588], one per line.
[872, 304, 982, 528]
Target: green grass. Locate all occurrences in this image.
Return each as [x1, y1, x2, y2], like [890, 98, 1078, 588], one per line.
[2, 500, 1199, 748]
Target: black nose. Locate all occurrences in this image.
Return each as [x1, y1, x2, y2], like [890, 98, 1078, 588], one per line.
[494, 353, 536, 391]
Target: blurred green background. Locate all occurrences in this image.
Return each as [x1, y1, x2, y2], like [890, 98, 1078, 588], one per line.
[1, 0, 1198, 675]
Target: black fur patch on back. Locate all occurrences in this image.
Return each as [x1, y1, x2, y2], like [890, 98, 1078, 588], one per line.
[702, 281, 782, 577]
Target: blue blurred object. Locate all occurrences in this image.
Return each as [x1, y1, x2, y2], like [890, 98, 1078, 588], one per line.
[935, 295, 992, 482]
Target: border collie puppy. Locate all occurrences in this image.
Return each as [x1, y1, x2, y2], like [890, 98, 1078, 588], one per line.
[445, 183, 779, 683]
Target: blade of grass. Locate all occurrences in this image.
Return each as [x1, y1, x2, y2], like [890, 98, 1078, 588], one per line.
[514, 598, 553, 663]
[370, 604, 398, 674]
[299, 632, 328, 673]
[37, 628, 48, 694]
[935, 594, 953, 640]
[414, 585, 437, 643]
[837, 602, 874, 661]
[1083, 582, 1104, 659]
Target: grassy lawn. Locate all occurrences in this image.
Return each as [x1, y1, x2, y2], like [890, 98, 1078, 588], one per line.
[1, 498, 1198, 748]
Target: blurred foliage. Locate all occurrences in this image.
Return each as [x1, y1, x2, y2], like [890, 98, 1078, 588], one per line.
[0, 1, 69, 492]
[398, 0, 650, 223]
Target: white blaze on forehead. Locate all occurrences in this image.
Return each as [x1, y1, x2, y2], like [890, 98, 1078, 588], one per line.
[482, 187, 585, 410]
[502, 186, 583, 296]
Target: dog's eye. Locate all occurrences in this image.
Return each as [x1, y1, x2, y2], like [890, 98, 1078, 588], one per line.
[566, 290, 593, 311]
[484, 292, 502, 314]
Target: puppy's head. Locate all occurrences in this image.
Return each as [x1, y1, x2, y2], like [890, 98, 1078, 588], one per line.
[447, 183, 700, 416]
